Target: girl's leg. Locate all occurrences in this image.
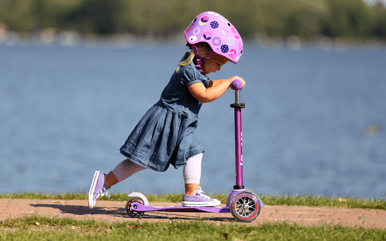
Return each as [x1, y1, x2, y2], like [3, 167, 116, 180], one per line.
[88, 159, 146, 208]
[104, 172, 119, 188]
[182, 153, 221, 207]
[183, 153, 203, 195]
[107, 159, 147, 188]
[185, 183, 200, 196]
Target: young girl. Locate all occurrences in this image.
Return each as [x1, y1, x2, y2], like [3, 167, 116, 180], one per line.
[88, 11, 245, 208]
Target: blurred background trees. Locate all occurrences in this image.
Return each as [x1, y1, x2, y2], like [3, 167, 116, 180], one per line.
[0, 0, 385, 40]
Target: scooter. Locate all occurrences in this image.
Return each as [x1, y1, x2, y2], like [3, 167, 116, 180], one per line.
[125, 79, 264, 222]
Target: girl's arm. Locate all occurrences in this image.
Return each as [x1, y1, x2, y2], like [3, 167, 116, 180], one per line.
[188, 76, 245, 103]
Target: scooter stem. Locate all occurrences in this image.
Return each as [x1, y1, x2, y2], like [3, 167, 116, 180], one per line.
[230, 89, 245, 190]
[235, 89, 241, 104]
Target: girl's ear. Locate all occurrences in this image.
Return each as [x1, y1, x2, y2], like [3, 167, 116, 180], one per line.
[197, 46, 210, 58]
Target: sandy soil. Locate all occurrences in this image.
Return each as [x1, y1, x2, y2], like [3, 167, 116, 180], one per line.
[0, 199, 385, 229]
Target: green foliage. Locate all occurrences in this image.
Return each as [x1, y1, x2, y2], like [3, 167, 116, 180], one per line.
[0, 0, 82, 32]
[371, 2, 386, 38]
[0, 0, 385, 39]
[59, 0, 122, 34]
[319, 0, 375, 38]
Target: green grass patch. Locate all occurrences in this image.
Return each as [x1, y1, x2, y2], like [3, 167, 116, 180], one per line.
[1, 191, 385, 210]
[0, 215, 385, 241]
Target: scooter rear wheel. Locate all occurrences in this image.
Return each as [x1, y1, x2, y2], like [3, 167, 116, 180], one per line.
[125, 198, 145, 218]
[230, 191, 261, 222]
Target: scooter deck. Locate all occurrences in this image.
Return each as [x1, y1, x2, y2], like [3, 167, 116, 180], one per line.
[132, 202, 230, 213]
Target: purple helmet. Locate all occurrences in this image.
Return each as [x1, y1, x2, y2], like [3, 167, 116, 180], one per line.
[184, 11, 243, 64]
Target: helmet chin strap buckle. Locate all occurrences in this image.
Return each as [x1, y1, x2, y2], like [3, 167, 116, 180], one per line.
[195, 59, 204, 73]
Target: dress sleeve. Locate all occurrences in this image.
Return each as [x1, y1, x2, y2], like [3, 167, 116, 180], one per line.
[180, 65, 204, 87]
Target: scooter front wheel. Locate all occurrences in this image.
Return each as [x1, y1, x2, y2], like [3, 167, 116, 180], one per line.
[125, 197, 145, 218]
[230, 191, 261, 222]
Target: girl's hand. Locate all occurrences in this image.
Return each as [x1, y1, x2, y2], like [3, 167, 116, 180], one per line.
[229, 76, 245, 90]
[189, 76, 245, 103]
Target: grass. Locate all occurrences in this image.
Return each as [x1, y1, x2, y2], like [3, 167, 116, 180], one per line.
[0, 215, 385, 241]
[0, 192, 385, 240]
[1, 191, 385, 210]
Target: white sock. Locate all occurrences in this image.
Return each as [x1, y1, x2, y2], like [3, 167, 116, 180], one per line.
[183, 153, 203, 185]
[112, 159, 146, 182]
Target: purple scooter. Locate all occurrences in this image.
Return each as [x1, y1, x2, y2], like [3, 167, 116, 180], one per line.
[125, 79, 264, 222]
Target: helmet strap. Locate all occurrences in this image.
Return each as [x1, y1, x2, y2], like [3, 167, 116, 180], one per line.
[191, 44, 214, 73]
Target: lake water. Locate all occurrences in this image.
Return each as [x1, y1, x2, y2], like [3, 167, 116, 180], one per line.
[0, 44, 385, 199]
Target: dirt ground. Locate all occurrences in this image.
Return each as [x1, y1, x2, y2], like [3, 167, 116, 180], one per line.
[0, 199, 385, 229]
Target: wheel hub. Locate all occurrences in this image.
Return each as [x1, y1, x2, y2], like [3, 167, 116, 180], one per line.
[126, 199, 144, 218]
[242, 203, 249, 211]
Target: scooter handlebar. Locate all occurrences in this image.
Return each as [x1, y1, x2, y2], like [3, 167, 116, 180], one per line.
[231, 79, 243, 90]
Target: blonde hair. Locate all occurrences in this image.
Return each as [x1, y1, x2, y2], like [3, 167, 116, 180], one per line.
[176, 43, 212, 73]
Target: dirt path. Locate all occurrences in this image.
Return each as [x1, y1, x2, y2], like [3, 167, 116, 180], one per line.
[0, 199, 385, 229]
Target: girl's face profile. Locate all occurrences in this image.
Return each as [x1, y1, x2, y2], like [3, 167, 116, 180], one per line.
[203, 54, 229, 75]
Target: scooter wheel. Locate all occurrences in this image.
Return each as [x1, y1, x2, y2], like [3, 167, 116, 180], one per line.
[230, 191, 261, 222]
[125, 197, 145, 218]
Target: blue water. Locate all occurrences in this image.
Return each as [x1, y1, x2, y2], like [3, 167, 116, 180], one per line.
[0, 44, 385, 198]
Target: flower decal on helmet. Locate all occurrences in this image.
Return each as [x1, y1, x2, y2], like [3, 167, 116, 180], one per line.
[220, 44, 229, 53]
[227, 36, 235, 46]
[210, 21, 219, 29]
[199, 16, 209, 25]
[189, 36, 197, 42]
[203, 31, 212, 40]
[193, 27, 200, 35]
[212, 37, 221, 46]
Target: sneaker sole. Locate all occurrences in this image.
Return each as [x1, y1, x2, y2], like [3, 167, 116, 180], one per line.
[88, 171, 100, 209]
[182, 200, 221, 207]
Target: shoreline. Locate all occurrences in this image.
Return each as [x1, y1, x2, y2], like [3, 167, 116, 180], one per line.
[1, 28, 386, 51]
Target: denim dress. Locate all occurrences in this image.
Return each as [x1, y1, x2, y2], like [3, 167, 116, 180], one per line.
[120, 52, 210, 172]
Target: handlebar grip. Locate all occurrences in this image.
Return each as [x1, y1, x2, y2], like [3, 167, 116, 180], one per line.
[231, 79, 243, 90]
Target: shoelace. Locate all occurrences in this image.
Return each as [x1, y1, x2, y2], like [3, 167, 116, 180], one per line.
[195, 187, 211, 200]
[94, 185, 110, 199]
